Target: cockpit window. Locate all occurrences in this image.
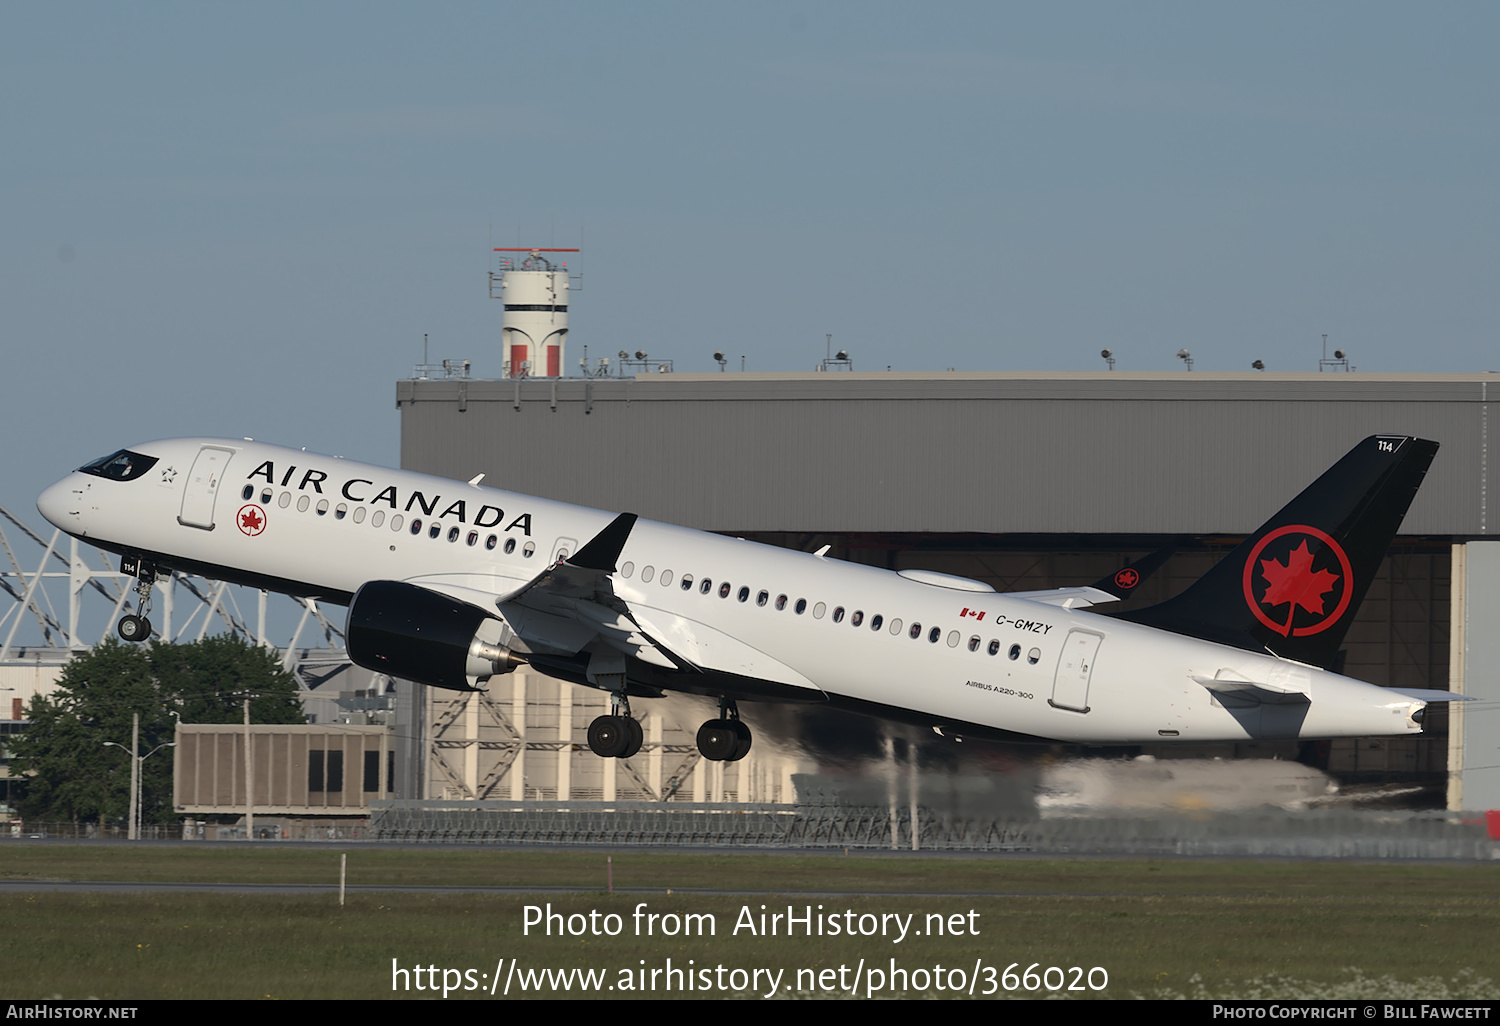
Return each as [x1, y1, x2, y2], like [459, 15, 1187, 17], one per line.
[79, 449, 158, 482]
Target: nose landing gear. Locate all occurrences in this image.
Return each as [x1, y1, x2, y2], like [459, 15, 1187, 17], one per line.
[115, 555, 161, 643]
[116, 613, 151, 642]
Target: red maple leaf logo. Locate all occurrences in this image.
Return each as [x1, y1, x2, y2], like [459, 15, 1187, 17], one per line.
[238, 506, 265, 535]
[1257, 540, 1340, 635]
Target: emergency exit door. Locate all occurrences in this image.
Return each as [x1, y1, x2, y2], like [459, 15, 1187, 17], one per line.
[1050, 629, 1103, 713]
[178, 445, 234, 530]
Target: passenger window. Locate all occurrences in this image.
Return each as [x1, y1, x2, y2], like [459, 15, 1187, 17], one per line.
[523, 541, 535, 558]
[352, 507, 366, 524]
[719, 582, 732, 598]
[485, 534, 497, 550]
[947, 630, 960, 648]
[775, 594, 787, 611]
[297, 495, 310, 513]
[988, 640, 1001, 656]
[795, 599, 807, 615]
[889, 618, 903, 635]
[335, 503, 347, 520]
[241, 484, 254, 500]
[505, 538, 517, 554]
[738, 586, 750, 602]
[757, 591, 769, 607]
[871, 614, 883, 631]
[410, 519, 423, 535]
[929, 627, 941, 644]
[833, 606, 845, 623]
[641, 565, 654, 582]
[621, 561, 634, 577]
[466, 530, 478, 545]
[260, 488, 273, 504]
[390, 515, 403, 531]
[660, 570, 673, 586]
[371, 510, 385, 527]
[851, 610, 864, 627]
[700, 578, 713, 595]
[680, 574, 693, 591]
[1009, 644, 1021, 660]
[812, 602, 825, 619]
[429, 524, 442, 539]
[316, 499, 329, 516]
[278, 492, 291, 508]
[910, 623, 922, 640]
[968, 636, 981, 652]
[1028, 647, 1041, 665]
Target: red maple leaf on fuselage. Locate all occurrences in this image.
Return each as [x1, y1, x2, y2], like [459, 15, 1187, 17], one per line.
[1258, 540, 1340, 634]
[241, 508, 263, 532]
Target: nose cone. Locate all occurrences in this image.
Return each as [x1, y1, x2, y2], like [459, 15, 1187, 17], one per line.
[37, 477, 78, 530]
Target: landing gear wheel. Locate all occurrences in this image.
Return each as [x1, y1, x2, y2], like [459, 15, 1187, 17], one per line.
[696, 719, 739, 761]
[587, 715, 629, 758]
[117, 614, 151, 643]
[729, 718, 752, 762]
[621, 717, 644, 759]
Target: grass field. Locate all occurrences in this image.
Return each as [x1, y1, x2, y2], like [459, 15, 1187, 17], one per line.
[1, 843, 1496, 1000]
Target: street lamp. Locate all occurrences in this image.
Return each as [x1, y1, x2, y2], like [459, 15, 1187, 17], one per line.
[102, 711, 177, 840]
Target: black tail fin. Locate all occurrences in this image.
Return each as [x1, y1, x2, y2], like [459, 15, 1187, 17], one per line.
[1115, 435, 1439, 668]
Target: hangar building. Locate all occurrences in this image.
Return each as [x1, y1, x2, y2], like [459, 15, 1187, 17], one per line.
[394, 370, 1499, 811]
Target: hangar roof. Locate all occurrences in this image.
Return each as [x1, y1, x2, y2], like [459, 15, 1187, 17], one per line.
[397, 372, 1495, 536]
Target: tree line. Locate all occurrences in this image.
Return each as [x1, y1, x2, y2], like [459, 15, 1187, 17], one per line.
[9, 635, 306, 827]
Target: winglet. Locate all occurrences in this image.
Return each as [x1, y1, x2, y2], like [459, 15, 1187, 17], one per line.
[1089, 543, 1177, 600]
[569, 513, 639, 572]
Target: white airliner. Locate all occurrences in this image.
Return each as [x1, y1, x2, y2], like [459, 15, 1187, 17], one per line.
[37, 434, 1462, 761]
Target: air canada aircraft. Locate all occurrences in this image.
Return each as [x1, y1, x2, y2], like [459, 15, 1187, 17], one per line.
[37, 434, 1465, 761]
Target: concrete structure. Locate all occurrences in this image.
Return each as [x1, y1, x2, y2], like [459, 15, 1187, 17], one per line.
[173, 723, 392, 816]
[397, 371, 1500, 810]
[394, 666, 797, 805]
[491, 248, 576, 379]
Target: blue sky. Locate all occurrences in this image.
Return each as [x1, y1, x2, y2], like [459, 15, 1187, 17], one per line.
[4, 1, 1498, 514]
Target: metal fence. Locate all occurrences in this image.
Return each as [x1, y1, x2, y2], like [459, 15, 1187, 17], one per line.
[366, 800, 1499, 859]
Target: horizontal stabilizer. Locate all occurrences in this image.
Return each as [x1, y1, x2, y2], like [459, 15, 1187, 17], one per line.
[1009, 586, 1120, 609]
[1385, 688, 1475, 702]
[1191, 674, 1311, 706]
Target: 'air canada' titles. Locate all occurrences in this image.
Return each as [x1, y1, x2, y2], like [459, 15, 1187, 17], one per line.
[245, 461, 533, 535]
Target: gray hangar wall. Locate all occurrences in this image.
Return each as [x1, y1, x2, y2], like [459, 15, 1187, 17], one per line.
[397, 371, 1499, 809]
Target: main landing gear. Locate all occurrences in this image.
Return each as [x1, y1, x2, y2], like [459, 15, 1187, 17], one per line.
[587, 692, 643, 759]
[116, 556, 159, 643]
[696, 699, 751, 762]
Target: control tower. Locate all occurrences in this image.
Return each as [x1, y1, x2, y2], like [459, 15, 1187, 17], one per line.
[491, 248, 577, 378]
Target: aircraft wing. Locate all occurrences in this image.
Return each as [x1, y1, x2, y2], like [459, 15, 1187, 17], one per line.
[462, 512, 819, 691]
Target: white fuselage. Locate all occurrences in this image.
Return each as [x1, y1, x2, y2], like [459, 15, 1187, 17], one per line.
[37, 438, 1425, 745]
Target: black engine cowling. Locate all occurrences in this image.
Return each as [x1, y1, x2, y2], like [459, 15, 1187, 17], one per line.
[346, 580, 523, 691]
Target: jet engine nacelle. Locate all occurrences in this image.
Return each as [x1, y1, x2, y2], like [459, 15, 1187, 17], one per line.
[346, 580, 524, 691]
